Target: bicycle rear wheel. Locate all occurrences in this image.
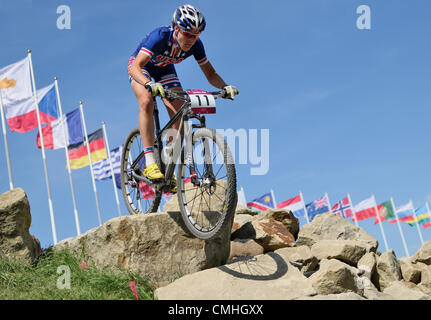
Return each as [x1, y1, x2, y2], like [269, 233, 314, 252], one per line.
[177, 128, 237, 240]
[120, 127, 162, 214]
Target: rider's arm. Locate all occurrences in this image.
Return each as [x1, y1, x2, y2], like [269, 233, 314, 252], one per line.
[129, 51, 152, 87]
[199, 61, 227, 89]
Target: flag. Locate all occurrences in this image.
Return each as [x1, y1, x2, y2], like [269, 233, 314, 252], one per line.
[139, 182, 155, 200]
[4, 83, 58, 133]
[93, 146, 122, 181]
[306, 194, 330, 222]
[68, 128, 107, 169]
[406, 205, 430, 227]
[331, 196, 353, 219]
[114, 172, 122, 189]
[277, 194, 305, 218]
[0, 57, 32, 104]
[424, 221, 431, 229]
[351, 196, 377, 222]
[36, 108, 83, 149]
[387, 202, 415, 224]
[247, 192, 275, 212]
[237, 187, 247, 207]
[373, 200, 395, 224]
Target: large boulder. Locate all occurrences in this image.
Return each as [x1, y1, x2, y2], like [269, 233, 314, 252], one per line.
[0, 188, 41, 264]
[231, 214, 254, 233]
[411, 241, 431, 265]
[357, 252, 377, 281]
[374, 249, 402, 291]
[308, 259, 364, 296]
[383, 281, 431, 300]
[155, 252, 317, 300]
[228, 239, 264, 260]
[234, 205, 259, 216]
[310, 240, 372, 267]
[231, 218, 296, 251]
[275, 246, 319, 273]
[54, 211, 232, 283]
[254, 209, 300, 239]
[297, 212, 378, 251]
[399, 257, 422, 284]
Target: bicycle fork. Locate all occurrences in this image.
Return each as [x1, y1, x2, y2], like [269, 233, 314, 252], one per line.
[183, 118, 216, 192]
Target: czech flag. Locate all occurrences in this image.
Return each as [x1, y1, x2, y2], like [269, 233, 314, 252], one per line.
[68, 128, 107, 169]
[5, 83, 58, 133]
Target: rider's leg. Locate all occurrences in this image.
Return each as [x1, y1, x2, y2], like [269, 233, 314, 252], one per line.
[130, 78, 164, 179]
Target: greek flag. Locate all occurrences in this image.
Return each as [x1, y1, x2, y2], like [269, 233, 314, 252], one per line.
[93, 146, 122, 181]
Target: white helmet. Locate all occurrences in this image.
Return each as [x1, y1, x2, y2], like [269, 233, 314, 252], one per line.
[172, 4, 206, 34]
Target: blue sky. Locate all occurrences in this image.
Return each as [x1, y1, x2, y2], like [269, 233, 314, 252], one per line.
[0, 0, 430, 257]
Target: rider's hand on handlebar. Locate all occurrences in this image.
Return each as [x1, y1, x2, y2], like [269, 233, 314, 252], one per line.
[221, 85, 239, 100]
[145, 81, 165, 98]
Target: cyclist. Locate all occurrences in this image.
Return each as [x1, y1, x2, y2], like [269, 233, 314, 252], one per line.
[128, 4, 238, 192]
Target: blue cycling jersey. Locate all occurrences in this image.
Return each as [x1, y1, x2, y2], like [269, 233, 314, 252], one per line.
[128, 26, 209, 89]
[129, 25, 208, 69]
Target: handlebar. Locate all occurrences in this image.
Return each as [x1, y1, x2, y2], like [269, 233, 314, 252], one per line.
[162, 89, 224, 101]
[144, 82, 235, 101]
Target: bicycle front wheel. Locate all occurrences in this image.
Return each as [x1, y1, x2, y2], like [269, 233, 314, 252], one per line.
[120, 127, 162, 215]
[177, 128, 237, 240]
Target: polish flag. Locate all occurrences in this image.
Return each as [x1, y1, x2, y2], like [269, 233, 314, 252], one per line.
[351, 196, 377, 222]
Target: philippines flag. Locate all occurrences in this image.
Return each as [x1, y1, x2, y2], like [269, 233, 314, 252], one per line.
[331, 196, 353, 219]
[276, 194, 305, 218]
[36, 108, 83, 149]
[247, 192, 275, 212]
[5, 83, 58, 133]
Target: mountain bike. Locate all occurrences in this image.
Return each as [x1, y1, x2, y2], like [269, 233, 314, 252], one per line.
[120, 88, 237, 240]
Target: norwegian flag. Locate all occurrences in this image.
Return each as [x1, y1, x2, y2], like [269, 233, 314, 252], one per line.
[331, 196, 353, 218]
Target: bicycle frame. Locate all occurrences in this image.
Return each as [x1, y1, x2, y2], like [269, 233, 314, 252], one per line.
[130, 93, 211, 190]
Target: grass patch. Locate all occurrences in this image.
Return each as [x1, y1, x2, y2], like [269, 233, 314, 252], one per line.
[0, 248, 155, 300]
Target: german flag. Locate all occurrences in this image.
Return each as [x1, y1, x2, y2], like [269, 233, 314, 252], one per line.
[68, 128, 107, 169]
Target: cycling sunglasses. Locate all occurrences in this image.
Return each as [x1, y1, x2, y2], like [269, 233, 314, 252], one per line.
[180, 30, 200, 39]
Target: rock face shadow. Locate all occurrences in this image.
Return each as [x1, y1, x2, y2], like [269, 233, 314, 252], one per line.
[217, 252, 289, 281]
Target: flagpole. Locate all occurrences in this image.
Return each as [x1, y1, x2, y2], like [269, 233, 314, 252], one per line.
[373, 194, 389, 252]
[347, 193, 359, 227]
[240, 185, 247, 206]
[0, 90, 13, 190]
[101, 121, 122, 217]
[390, 197, 409, 257]
[410, 199, 424, 245]
[54, 77, 81, 235]
[28, 50, 58, 245]
[79, 101, 103, 226]
[299, 190, 310, 224]
[270, 188, 277, 209]
[325, 192, 332, 213]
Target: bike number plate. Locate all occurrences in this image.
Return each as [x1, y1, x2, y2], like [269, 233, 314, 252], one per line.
[188, 91, 216, 114]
